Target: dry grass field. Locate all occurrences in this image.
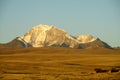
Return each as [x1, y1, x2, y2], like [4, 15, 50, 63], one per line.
[0, 47, 120, 80]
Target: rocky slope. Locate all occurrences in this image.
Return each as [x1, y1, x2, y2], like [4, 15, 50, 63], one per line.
[0, 37, 27, 48]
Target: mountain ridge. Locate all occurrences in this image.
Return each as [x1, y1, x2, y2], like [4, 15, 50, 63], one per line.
[0, 24, 112, 49]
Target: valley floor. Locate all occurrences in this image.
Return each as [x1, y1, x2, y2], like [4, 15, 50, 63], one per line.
[0, 47, 120, 80]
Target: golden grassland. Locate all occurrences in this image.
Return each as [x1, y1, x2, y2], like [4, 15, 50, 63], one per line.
[0, 47, 120, 80]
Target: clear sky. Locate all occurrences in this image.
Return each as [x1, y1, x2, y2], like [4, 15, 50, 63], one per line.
[0, 0, 120, 47]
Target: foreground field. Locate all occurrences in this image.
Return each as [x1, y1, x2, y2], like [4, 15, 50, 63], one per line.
[0, 47, 120, 80]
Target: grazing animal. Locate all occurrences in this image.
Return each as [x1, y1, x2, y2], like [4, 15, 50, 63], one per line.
[94, 68, 109, 73]
[111, 68, 119, 72]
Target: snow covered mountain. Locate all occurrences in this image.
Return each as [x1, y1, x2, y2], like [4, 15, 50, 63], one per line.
[0, 24, 111, 49]
[20, 24, 80, 48]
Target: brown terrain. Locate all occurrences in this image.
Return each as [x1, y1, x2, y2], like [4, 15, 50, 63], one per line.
[0, 47, 120, 80]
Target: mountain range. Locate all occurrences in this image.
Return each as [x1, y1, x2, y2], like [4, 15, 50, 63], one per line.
[0, 24, 111, 49]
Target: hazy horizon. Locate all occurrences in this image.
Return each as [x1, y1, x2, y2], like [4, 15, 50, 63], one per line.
[0, 0, 120, 47]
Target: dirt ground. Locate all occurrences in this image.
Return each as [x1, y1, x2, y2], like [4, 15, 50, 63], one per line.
[0, 47, 120, 80]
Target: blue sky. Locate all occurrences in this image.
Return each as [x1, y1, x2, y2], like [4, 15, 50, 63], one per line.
[0, 0, 120, 47]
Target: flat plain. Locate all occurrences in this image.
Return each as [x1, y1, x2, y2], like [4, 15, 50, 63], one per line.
[0, 47, 120, 80]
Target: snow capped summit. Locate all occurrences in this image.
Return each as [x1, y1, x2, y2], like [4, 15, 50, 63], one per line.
[21, 24, 80, 48]
[77, 34, 96, 43]
[21, 24, 53, 47]
[31, 24, 53, 31]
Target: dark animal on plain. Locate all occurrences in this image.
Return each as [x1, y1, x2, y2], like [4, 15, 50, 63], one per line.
[111, 68, 119, 72]
[94, 68, 109, 73]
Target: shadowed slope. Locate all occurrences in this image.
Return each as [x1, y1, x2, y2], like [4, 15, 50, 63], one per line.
[80, 38, 112, 49]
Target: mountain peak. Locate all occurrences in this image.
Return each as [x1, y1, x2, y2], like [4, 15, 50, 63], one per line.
[31, 24, 54, 31]
[77, 34, 96, 43]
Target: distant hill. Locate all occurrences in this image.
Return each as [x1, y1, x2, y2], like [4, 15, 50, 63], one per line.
[0, 37, 32, 48]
